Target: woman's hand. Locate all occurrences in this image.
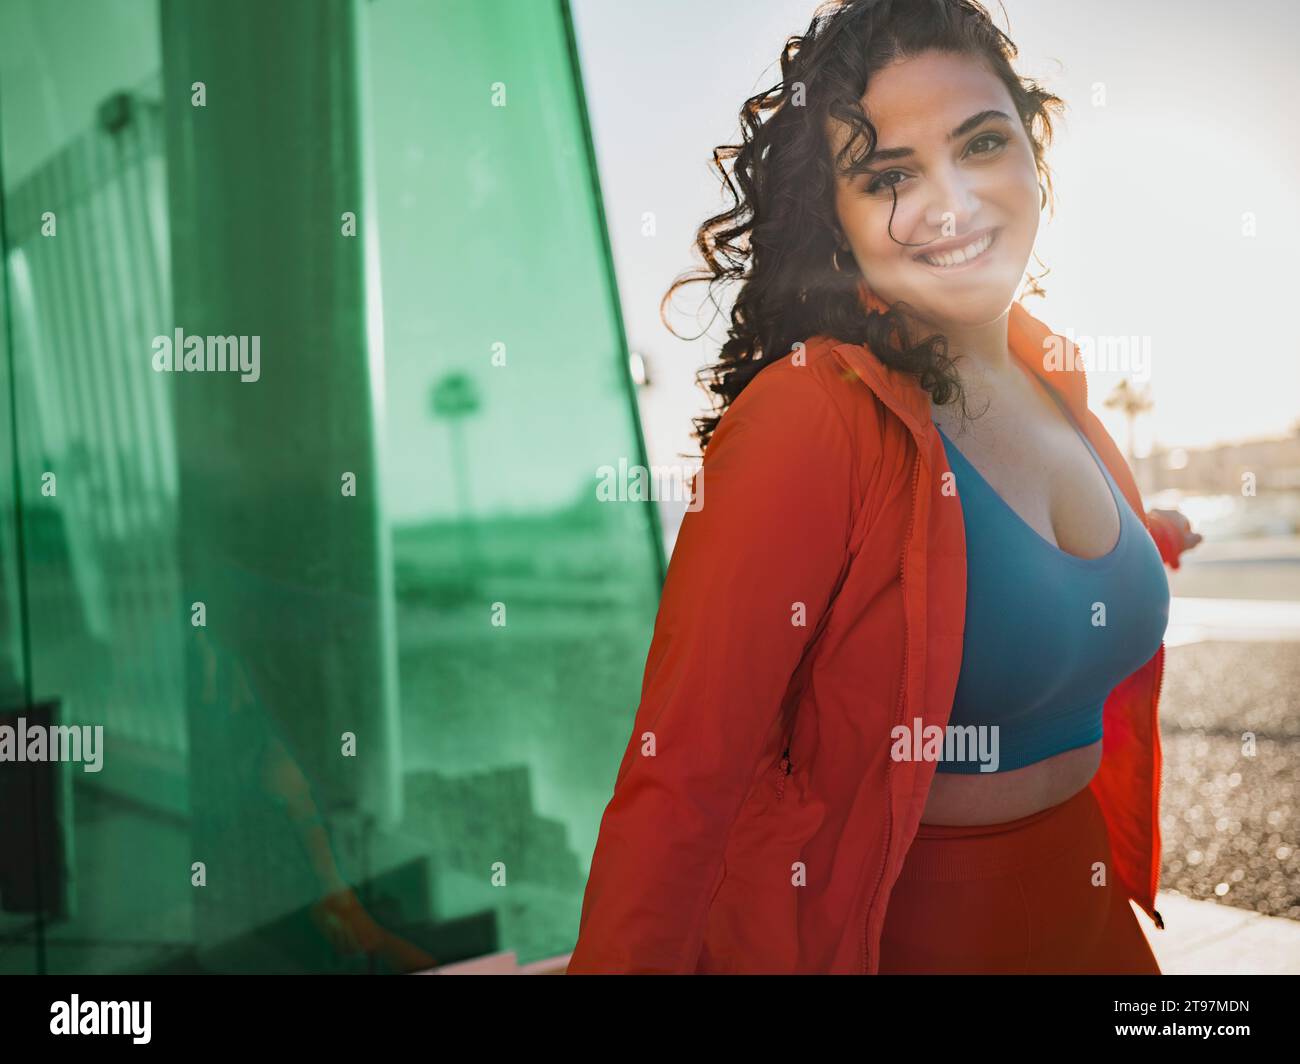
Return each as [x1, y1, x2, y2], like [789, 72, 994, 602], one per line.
[309, 887, 437, 972]
[1147, 507, 1203, 569]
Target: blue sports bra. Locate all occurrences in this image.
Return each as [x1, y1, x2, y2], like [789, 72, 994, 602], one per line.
[932, 370, 1170, 774]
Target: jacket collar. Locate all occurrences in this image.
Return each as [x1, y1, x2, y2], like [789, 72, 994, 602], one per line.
[830, 279, 1089, 443]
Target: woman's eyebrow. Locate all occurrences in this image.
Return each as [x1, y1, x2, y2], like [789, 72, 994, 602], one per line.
[865, 109, 1013, 163]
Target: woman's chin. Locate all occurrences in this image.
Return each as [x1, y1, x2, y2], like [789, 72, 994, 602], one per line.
[898, 247, 1031, 325]
[904, 285, 1021, 330]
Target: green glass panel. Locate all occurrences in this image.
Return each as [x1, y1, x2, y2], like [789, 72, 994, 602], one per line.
[0, 0, 661, 972]
[0, 0, 166, 975]
[0, 115, 39, 975]
[360, 0, 663, 966]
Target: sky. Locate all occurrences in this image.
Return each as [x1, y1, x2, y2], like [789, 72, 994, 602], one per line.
[573, 0, 1300, 470]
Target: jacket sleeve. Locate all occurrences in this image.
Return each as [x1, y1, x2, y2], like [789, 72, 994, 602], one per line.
[1145, 509, 1185, 569]
[565, 365, 861, 973]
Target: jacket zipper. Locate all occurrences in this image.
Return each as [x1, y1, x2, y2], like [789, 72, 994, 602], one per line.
[1134, 508, 1167, 931]
[1090, 409, 1166, 932]
[861, 446, 921, 973]
[1150, 638, 1166, 930]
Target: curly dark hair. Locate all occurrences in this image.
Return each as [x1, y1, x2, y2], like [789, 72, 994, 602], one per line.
[663, 0, 1066, 454]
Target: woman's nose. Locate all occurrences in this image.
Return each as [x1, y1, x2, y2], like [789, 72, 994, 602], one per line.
[922, 165, 982, 235]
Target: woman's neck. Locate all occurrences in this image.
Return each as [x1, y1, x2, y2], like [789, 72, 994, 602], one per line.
[906, 308, 1016, 385]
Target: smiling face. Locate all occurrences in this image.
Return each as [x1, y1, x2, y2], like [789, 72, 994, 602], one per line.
[828, 49, 1041, 332]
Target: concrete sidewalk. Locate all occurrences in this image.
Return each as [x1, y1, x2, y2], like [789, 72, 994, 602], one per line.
[1139, 892, 1300, 974]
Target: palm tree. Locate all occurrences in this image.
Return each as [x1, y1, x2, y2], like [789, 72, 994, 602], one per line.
[1103, 378, 1153, 464]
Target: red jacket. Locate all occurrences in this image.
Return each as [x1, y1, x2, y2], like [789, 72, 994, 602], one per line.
[567, 299, 1187, 974]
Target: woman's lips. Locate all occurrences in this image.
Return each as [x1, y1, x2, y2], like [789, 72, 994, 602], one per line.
[914, 227, 1001, 271]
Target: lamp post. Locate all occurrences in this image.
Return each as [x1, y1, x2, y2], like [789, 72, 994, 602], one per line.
[431, 371, 482, 579]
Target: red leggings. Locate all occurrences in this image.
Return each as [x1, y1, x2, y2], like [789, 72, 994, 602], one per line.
[878, 783, 1161, 975]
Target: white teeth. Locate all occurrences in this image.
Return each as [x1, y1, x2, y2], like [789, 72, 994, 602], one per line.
[921, 230, 994, 268]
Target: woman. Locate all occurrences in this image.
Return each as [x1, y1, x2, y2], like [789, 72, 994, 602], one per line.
[567, 0, 1201, 975]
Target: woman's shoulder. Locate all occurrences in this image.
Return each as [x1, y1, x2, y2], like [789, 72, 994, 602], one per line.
[706, 336, 889, 499]
[724, 334, 886, 437]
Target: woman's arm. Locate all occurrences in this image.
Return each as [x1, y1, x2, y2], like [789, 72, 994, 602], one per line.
[566, 364, 866, 974]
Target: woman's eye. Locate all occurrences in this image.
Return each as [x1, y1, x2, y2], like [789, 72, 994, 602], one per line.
[967, 132, 1007, 156]
[866, 170, 907, 194]
[863, 134, 1005, 193]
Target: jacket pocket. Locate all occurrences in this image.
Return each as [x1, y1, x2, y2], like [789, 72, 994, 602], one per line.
[705, 759, 826, 972]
